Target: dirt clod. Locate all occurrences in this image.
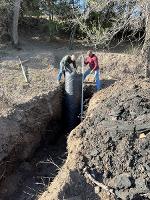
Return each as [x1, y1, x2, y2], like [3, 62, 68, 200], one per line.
[109, 173, 132, 190]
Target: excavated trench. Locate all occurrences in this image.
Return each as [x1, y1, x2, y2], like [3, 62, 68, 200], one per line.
[0, 84, 94, 200]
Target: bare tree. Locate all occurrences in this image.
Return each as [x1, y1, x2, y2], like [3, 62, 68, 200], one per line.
[12, 0, 22, 47]
[0, 0, 10, 42]
[73, 0, 139, 48]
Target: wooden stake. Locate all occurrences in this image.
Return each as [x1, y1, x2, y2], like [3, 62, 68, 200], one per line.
[81, 55, 84, 121]
[19, 57, 28, 83]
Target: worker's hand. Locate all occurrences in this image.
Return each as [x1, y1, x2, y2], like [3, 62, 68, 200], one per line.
[57, 80, 60, 84]
[48, 64, 51, 69]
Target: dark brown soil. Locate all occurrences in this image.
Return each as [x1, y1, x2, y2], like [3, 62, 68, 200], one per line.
[39, 77, 150, 200]
[79, 77, 150, 200]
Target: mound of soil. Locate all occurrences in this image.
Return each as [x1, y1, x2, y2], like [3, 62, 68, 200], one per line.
[80, 79, 150, 200]
[40, 77, 150, 200]
[96, 53, 144, 80]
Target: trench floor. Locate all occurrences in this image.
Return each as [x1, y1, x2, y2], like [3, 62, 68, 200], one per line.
[0, 135, 66, 200]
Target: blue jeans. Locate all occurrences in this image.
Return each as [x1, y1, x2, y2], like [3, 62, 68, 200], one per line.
[57, 63, 64, 81]
[83, 69, 101, 91]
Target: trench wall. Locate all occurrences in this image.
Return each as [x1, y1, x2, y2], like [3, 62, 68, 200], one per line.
[0, 87, 63, 163]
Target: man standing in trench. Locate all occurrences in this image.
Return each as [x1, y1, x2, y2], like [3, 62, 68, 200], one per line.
[84, 50, 101, 91]
[57, 54, 76, 83]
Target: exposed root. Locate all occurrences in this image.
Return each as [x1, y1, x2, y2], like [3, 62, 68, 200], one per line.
[83, 168, 117, 200]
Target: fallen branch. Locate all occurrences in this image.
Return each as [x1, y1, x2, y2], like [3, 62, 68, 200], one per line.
[83, 168, 117, 199]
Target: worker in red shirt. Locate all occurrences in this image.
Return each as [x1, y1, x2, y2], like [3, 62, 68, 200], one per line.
[84, 50, 101, 91]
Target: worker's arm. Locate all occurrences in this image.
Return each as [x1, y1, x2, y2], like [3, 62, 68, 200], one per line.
[57, 60, 65, 82]
[72, 61, 77, 69]
[92, 56, 99, 71]
[84, 57, 89, 65]
[63, 55, 69, 67]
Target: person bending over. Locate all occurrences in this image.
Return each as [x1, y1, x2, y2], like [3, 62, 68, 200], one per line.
[57, 55, 76, 83]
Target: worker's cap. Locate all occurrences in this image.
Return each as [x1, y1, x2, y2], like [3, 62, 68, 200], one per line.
[71, 54, 76, 61]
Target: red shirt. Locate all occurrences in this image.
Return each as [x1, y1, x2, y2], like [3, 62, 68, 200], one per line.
[84, 54, 99, 70]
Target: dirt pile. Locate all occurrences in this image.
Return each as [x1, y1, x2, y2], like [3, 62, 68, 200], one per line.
[80, 77, 150, 199]
[96, 53, 144, 80]
[40, 77, 150, 200]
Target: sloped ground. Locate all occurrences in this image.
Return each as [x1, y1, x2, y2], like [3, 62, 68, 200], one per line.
[0, 37, 143, 114]
[40, 77, 150, 200]
[97, 53, 144, 80]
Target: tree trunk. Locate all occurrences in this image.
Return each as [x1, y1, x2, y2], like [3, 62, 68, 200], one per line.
[142, 2, 150, 78]
[69, 25, 77, 50]
[12, 0, 22, 47]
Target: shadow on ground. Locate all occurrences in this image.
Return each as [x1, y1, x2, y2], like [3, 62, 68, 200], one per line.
[57, 169, 101, 200]
[84, 78, 117, 99]
[102, 79, 117, 89]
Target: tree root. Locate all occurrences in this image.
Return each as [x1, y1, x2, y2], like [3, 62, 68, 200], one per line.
[83, 168, 118, 200]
